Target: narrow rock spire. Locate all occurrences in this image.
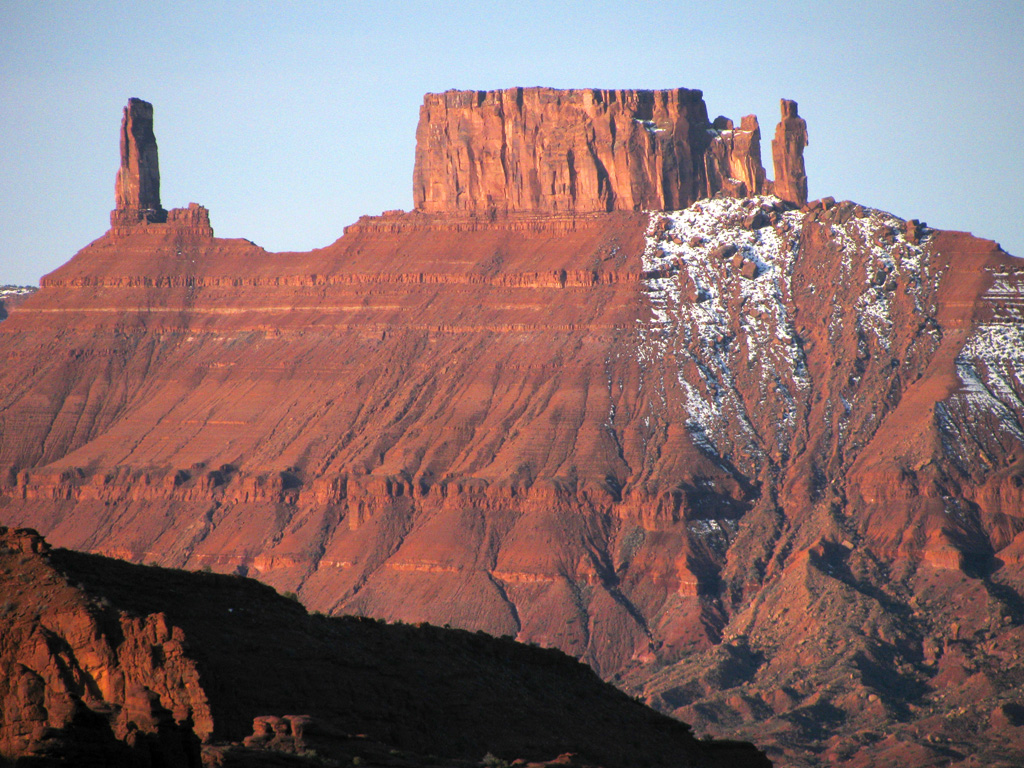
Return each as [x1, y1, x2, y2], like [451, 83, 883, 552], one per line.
[771, 99, 809, 207]
[111, 98, 166, 228]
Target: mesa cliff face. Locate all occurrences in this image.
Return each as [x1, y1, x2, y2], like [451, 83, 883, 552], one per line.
[413, 87, 798, 214]
[1, 91, 1023, 767]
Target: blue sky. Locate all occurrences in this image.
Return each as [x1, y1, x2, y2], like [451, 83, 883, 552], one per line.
[1, 0, 1022, 285]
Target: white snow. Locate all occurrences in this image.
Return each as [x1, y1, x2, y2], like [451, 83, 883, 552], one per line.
[634, 196, 1024, 471]
[828, 209, 932, 351]
[953, 312, 1024, 445]
[940, 262, 1024, 462]
[633, 118, 666, 134]
[637, 196, 808, 462]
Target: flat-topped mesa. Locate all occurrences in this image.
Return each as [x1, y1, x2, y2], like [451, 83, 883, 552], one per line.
[771, 99, 810, 207]
[412, 87, 805, 216]
[413, 87, 707, 215]
[109, 98, 213, 237]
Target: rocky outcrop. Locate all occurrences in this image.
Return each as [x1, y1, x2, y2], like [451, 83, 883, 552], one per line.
[108, 99, 213, 238]
[413, 87, 795, 215]
[0, 527, 207, 767]
[703, 115, 768, 199]
[111, 98, 166, 229]
[166, 202, 214, 237]
[771, 99, 809, 206]
[0, 528, 769, 767]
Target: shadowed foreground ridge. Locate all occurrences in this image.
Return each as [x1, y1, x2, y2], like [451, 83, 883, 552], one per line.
[0, 527, 768, 767]
[3, 90, 1024, 766]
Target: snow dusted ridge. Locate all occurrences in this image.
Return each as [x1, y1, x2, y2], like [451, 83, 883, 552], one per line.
[636, 196, 949, 473]
[634, 192, 1022, 478]
[816, 205, 937, 454]
[942, 264, 1024, 465]
[0, 285, 37, 299]
[827, 210, 932, 351]
[638, 196, 808, 468]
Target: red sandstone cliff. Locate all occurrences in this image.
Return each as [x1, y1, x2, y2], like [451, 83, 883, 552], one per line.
[0, 92, 1021, 766]
[111, 98, 167, 230]
[704, 114, 769, 200]
[413, 88, 799, 215]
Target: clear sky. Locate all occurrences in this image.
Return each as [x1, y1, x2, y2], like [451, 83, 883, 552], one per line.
[1, 0, 1022, 286]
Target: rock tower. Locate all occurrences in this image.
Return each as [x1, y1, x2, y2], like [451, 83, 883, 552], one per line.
[771, 99, 810, 207]
[108, 98, 213, 237]
[110, 98, 167, 229]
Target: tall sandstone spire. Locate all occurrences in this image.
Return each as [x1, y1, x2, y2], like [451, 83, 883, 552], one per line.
[771, 99, 809, 207]
[111, 98, 166, 228]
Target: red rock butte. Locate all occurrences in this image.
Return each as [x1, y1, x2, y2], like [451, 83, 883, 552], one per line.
[413, 87, 809, 214]
[2, 89, 1024, 768]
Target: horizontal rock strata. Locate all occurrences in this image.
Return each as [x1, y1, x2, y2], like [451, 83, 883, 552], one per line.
[1, 92, 1021, 767]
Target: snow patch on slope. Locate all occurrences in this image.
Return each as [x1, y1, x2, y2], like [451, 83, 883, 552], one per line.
[931, 258, 1024, 471]
[637, 196, 807, 464]
[951, 267, 1024, 448]
[828, 210, 932, 351]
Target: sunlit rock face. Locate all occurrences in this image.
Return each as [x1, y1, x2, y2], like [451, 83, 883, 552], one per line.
[2, 88, 1024, 767]
[111, 97, 166, 229]
[771, 98, 809, 207]
[413, 87, 791, 215]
